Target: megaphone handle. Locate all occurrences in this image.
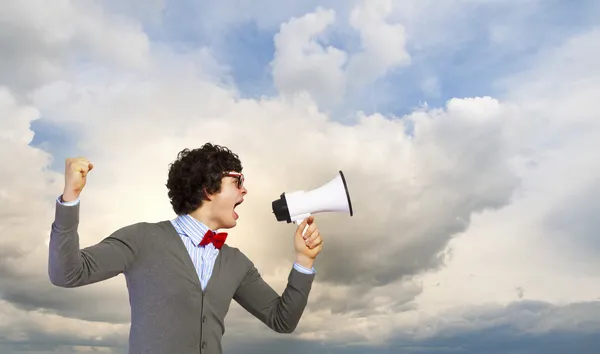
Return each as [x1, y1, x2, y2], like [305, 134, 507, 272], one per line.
[294, 218, 309, 237]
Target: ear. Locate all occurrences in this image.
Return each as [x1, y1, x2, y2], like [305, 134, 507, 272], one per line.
[203, 188, 214, 201]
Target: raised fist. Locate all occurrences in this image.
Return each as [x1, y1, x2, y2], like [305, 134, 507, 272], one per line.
[62, 157, 94, 202]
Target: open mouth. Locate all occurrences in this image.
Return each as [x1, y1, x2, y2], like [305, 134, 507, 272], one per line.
[233, 200, 243, 220]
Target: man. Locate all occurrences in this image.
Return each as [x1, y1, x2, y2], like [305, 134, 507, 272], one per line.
[48, 143, 324, 354]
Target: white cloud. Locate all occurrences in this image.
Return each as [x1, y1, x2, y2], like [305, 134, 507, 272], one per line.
[271, 7, 348, 108]
[12, 79, 530, 348]
[0, 87, 58, 260]
[413, 26, 600, 319]
[0, 0, 150, 94]
[271, 0, 410, 109]
[0, 0, 599, 352]
[346, 0, 410, 87]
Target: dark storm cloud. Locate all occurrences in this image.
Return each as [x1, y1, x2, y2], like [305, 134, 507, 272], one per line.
[224, 300, 600, 354]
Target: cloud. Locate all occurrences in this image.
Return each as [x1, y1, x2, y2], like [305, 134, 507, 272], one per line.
[0, 299, 127, 354]
[0, 86, 57, 260]
[271, 7, 348, 108]
[19, 72, 528, 348]
[345, 0, 410, 87]
[271, 0, 410, 109]
[409, 27, 600, 328]
[0, 86, 130, 352]
[544, 179, 600, 263]
[499, 27, 600, 274]
[1, 0, 599, 353]
[224, 301, 600, 354]
[4, 60, 526, 351]
[0, 0, 150, 95]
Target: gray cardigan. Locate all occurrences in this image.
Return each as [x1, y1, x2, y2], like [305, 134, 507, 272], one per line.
[48, 201, 315, 354]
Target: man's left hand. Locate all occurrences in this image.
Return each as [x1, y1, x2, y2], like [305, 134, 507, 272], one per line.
[294, 216, 323, 269]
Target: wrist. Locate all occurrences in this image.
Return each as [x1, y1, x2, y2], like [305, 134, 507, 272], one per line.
[295, 254, 314, 269]
[62, 190, 80, 202]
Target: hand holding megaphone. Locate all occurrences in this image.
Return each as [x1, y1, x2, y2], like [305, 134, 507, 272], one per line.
[294, 215, 323, 258]
[272, 170, 354, 236]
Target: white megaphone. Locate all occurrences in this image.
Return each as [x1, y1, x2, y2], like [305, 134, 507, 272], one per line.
[272, 171, 354, 228]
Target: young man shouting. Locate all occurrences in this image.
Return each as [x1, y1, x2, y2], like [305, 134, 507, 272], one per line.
[48, 143, 324, 354]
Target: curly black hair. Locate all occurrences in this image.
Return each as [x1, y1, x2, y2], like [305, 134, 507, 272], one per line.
[166, 143, 243, 215]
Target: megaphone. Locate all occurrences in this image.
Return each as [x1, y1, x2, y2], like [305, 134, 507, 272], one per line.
[272, 170, 354, 227]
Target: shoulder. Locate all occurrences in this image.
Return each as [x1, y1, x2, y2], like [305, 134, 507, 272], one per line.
[221, 244, 254, 268]
[140, 220, 176, 232]
[110, 220, 174, 241]
[135, 220, 180, 240]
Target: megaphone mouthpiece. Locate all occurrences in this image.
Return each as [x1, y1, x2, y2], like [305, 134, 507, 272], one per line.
[272, 170, 354, 224]
[272, 193, 292, 223]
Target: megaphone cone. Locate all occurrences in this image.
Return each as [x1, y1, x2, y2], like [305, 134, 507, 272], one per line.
[272, 170, 354, 224]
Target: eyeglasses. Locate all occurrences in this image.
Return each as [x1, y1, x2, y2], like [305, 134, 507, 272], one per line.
[223, 171, 244, 189]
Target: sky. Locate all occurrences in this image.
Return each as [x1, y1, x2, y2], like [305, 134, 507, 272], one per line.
[1, 0, 600, 353]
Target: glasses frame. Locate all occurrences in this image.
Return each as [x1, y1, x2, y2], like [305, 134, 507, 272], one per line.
[223, 171, 244, 189]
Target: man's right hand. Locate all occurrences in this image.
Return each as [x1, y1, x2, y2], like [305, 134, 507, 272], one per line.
[62, 157, 94, 202]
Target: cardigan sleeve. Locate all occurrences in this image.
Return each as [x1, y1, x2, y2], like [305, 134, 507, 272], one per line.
[48, 199, 141, 287]
[232, 250, 315, 333]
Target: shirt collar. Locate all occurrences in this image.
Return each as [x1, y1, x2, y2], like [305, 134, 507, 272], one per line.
[174, 214, 214, 246]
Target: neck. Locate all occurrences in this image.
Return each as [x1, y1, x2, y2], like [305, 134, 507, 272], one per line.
[189, 206, 219, 231]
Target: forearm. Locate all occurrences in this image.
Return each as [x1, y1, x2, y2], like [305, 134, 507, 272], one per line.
[48, 199, 139, 287]
[272, 268, 315, 332]
[234, 265, 315, 333]
[48, 200, 86, 287]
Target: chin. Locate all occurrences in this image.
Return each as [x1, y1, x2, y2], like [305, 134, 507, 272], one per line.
[220, 219, 237, 229]
[225, 222, 236, 229]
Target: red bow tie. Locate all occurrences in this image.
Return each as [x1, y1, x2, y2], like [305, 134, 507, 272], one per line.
[199, 230, 228, 249]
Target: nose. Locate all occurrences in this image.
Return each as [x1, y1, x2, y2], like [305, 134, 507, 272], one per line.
[241, 185, 248, 195]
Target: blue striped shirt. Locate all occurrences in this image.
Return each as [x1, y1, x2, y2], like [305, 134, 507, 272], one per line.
[169, 215, 220, 290]
[56, 196, 315, 290]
